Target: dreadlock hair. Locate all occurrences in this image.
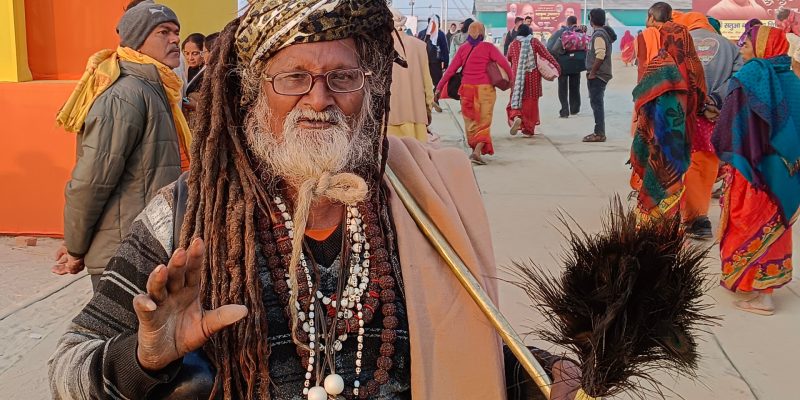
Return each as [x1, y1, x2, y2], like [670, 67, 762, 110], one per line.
[178, 12, 397, 399]
[178, 17, 268, 398]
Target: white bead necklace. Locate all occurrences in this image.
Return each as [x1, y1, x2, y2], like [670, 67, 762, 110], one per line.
[273, 196, 370, 399]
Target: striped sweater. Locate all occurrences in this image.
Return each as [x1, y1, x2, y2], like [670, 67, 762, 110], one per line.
[47, 182, 412, 399]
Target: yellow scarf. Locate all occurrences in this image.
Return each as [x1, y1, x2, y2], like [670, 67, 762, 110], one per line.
[56, 47, 192, 168]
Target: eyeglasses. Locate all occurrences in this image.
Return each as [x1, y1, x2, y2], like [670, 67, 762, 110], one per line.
[264, 68, 372, 96]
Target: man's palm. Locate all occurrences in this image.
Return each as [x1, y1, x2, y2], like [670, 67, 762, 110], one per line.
[133, 238, 248, 371]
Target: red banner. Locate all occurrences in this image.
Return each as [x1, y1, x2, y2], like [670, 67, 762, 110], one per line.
[692, 0, 798, 21]
[506, 2, 582, 33]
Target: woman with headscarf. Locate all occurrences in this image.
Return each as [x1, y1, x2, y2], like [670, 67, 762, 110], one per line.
[387, 8, 434, 141]
[620, 30, 635, 66]
[630, 2, 707, 220]
[506, 24, 560, 137]
[737, 18, 762, 47]
[776, 8, 800, 77]
[712, 26, 800, 316]
[436, 21, 512, 165]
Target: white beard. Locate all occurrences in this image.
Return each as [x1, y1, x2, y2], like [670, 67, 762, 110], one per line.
[245, 100, 375, 188]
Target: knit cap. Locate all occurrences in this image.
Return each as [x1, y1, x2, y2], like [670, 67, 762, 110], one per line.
[117, 0, 180, 49]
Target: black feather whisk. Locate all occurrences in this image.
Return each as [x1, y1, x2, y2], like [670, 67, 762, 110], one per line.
[507, 197, 717, 399]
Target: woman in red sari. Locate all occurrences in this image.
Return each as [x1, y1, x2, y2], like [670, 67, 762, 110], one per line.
[505, 24, 559, 137]
[620, 30, 635, 66]
[713, 26, 800, 315]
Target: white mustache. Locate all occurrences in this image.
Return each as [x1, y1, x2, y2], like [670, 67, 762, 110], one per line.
[289, 108, 347, 126]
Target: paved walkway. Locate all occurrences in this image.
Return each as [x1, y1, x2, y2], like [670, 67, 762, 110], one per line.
[0, 60, 797, 399]
[433, 60, 800, 399]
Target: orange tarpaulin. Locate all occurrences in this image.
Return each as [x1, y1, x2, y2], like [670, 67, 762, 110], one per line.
[0, 81, 76, 236]
[1, 1, 238, 236]
[24, 0, 128, 80]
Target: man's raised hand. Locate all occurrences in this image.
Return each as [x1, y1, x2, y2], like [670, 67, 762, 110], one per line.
[132, 238, 248, 371]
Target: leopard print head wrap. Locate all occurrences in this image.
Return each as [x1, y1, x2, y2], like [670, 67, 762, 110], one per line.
[236, 0, 395, 70]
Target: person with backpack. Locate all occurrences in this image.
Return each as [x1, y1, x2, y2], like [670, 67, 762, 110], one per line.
[548, 16, 587, 118]
[583, 9, 617, 142]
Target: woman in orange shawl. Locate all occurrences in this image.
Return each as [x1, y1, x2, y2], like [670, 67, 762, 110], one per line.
[620, 30, 635, 66]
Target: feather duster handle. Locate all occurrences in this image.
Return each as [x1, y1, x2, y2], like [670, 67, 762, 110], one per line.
[575, 389, 596, 400]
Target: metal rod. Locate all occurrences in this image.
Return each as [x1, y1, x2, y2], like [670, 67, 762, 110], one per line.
[385, 166, 553, 399]
[443, 0, 448, 37]
[583, 0, 588, 26]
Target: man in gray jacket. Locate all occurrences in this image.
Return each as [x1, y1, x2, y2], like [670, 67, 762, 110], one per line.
[583, 8, 617, 142]
[677, 12, 743, 239]
[53, 0, 184, 290]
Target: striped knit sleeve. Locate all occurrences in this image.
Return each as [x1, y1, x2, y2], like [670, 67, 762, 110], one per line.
[49, 183, 181, 400]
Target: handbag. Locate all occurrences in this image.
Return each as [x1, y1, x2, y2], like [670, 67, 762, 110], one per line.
[447, 44, 476, 100]
[536, 53, 559, 81]
[487, 61, 510, 91]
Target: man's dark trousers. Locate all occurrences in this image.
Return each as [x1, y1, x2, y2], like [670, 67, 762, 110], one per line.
[558, 73, 581, 117]
[587, 77, 607, 136]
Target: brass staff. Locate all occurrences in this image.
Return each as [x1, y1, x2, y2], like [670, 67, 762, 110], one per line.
[386, 167, 595, 400]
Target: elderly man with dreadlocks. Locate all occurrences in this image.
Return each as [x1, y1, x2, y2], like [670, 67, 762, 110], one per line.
[49, 1, 582, 400]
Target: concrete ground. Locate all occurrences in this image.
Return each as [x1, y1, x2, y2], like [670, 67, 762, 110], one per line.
[0, 59, 797, 399]
[432, 59, 800, 400]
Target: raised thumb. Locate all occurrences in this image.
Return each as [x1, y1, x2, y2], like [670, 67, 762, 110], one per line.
[202, 304, 248, 337]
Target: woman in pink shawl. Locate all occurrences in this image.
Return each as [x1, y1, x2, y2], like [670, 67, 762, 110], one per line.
[620, 30, 635, 66]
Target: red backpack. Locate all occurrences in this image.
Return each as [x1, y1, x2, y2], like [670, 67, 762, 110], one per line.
[561, 29, 589, 52]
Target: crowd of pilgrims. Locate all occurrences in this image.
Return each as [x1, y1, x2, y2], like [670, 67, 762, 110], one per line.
[393, 5, 800, 316]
